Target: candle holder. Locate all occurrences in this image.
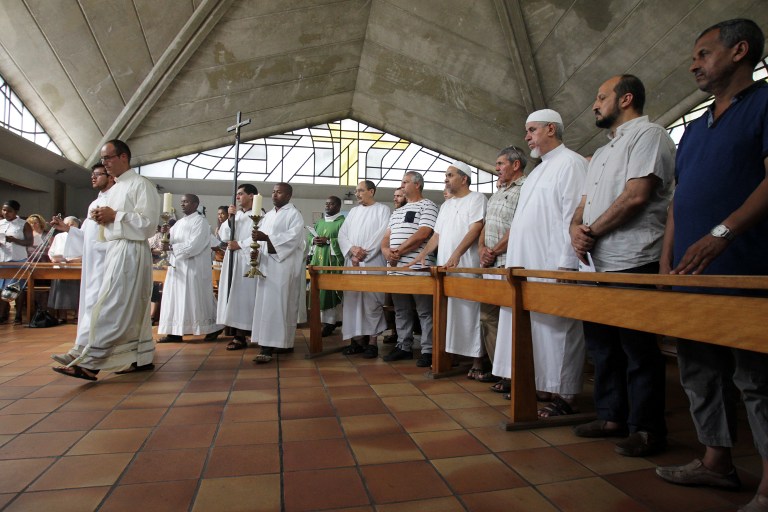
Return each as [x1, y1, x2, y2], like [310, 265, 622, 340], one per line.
[156, 211, 174, 268]
[245, 213, 265, 278]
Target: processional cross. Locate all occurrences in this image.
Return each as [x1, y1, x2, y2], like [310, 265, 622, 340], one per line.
[224, 112, 252, 300]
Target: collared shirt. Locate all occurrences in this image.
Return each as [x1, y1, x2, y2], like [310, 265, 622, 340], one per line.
[484, 176, 525, 267]
[674, 81, 768, 279]
[582, 116, 675, 271]
[387, 198, 438, 273]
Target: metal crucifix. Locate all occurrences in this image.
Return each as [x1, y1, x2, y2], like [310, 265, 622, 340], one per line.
[224, 111, 251, 301]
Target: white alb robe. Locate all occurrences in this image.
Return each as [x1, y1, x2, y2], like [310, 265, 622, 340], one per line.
[338, 202, 390, 339]
[251, 203, 305, 348]
[71, 170, 160, 371]
[158, 213, 222, 336]
[493, 144, 587, 394]
[216, 209, 258, 331]
[64, 192, 110, 351]
[434, 192, 487, 357]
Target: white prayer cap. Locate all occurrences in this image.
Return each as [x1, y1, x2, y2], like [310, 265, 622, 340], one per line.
[526, 109, 563, 125]
[450, 160, 471, 177]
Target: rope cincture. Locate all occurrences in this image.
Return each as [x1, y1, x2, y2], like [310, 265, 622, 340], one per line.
[1, 215, 61, 302]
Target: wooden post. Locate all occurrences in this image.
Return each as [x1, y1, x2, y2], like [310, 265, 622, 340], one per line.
[308, 266, 322, 355]
[506, 268, 538, 426]
[430, 266, 451, 375]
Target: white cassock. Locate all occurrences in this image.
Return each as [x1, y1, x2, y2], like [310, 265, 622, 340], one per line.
[158, 213, 223, 336]
[63, 192, 110, 353]
[434, 192, 487, 357]
[338, 202, 390, 339]
[216, 209, 258, 331]
[70, 170, 160, 371]
[493, 144, 586, 395]
[251, 203, 305, 348]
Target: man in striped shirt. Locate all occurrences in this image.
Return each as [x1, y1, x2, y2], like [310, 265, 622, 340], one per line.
[381, 171, 439, 367]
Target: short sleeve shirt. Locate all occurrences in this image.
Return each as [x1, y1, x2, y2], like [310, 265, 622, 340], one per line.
[388, 199, 438, 273]
[582, 116, 675, 271]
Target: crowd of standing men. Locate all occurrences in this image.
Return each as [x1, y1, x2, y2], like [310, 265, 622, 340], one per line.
[0, 16, 760, 512]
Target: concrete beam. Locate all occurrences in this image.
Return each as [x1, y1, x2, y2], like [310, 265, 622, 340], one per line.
[86, 0, 236, 164]
[493, 0, 546, 112]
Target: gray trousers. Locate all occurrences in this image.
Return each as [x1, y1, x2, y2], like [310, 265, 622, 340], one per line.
[480, 303, 500, 363]
[391, 293, 433, 354]
[677, 340, 768, 458]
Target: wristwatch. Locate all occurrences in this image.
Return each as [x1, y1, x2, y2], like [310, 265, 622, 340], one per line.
[710, 224, 734, 241]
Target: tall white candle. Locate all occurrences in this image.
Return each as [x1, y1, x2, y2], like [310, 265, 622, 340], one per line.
[163, 193, 173, 213]
[254, 193, 262, 213]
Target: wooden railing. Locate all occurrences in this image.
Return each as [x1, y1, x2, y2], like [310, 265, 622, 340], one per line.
[308, 265, 768, 427]
[0, 264, 220, 322]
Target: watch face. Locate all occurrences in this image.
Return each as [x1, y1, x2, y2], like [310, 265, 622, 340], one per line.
[712, 225, 730, 238]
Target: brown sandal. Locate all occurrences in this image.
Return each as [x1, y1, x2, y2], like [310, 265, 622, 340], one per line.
[537, 396, 579, 418]
[226, 338, 247, 351]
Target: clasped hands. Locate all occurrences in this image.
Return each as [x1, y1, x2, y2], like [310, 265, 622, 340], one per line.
[350, 246, 367, 267]
[570, 224, 596, 265]
[90, 206, 116, 225]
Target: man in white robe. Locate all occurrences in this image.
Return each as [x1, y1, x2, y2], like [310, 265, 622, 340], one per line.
[250, 183, 306, 363]
[493, 109, 587, 416]
[50, 165, 114, 366]
[216, 184, 259, 350]
[157, 194, 223, 343]
[411, 162, 487, 364]
[338, 180, 390, 358]
[53, 140, 160, 381]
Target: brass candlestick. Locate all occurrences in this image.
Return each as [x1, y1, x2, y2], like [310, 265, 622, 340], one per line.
[245, 213, 265, 278]
[156, 211, 174, 268]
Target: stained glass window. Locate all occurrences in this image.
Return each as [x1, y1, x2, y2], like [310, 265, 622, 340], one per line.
[138, 119, 495, 193]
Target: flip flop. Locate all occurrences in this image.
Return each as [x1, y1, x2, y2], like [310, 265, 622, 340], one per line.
[466, 367, 483, 380]
[52, 365, 98, 381]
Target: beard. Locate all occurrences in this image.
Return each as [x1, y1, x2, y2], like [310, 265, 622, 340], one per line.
[595, 103, 620, 129]
[529, 147, 541, 159]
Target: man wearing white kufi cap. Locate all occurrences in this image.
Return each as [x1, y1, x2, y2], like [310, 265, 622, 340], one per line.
[412, 160, 487, 365]
[492, 108, 587, 417]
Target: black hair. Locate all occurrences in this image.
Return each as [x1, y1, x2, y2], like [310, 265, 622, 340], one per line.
[698, 19, 765, 67]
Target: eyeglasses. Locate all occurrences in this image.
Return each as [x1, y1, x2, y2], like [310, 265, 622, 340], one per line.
[507, 146, 526, 163]
[91, 172, 108, 178]
[100, 153, 121, 164]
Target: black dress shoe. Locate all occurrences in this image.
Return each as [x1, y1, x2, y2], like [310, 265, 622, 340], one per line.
[156, 335, 183, 343]
[203, 329, 224, 341]
[615, 431, 666, 457]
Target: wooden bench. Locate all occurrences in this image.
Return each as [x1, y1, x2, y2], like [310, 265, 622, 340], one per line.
[308, 265, 768, 428]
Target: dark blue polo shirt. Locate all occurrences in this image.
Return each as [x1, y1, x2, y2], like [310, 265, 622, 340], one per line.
[673, 81, 768, 277]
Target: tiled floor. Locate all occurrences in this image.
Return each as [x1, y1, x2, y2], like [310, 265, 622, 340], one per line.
[0, 321, 761, 511]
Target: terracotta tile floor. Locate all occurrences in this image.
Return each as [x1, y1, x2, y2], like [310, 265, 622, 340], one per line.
[0, 321, 761, 511]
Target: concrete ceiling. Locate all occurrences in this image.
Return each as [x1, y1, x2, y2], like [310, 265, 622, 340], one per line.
[0, 0, 766, 187]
